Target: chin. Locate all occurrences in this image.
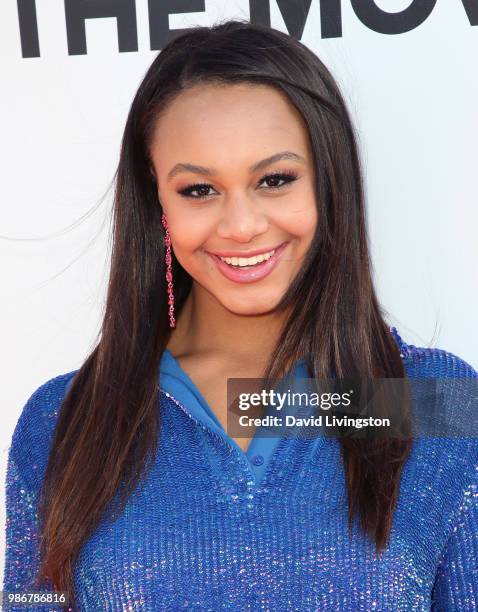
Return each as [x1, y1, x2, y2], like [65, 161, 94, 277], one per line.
[220, 296, 282, 316]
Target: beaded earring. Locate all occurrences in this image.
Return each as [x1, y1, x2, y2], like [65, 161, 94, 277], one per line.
[161, 212, 176, 328]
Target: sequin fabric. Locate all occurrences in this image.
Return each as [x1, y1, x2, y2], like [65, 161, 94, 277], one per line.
[3, 327, 478, 611]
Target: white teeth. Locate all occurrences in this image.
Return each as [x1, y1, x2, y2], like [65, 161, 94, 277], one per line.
[219, 249, 275, 267]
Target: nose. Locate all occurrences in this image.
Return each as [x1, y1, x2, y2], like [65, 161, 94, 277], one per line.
[216, 193, 268, 242]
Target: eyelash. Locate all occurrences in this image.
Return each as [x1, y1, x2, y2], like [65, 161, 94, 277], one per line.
[177, 171, 299, 200]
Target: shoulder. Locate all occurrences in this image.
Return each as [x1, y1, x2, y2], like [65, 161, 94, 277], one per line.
[390, 325, 477, 462]
[13, 370, 79, 437]
[389, 326, 478, 378]
[8, 370, 79, 490]
[390, 327, 478, 528]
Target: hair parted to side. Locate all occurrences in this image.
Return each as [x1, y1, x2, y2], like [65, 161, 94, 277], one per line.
[35, 19, 412, 609]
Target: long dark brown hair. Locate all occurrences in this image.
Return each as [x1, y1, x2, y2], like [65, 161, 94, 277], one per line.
[35, 19, 412, 608]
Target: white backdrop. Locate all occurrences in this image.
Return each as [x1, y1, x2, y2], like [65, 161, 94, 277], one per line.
[1, 0, 477, 579]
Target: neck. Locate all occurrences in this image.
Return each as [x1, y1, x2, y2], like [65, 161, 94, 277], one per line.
[168, 283, 290, 362]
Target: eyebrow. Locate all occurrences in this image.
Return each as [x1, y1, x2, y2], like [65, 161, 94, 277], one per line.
[166, 150, 306, 182]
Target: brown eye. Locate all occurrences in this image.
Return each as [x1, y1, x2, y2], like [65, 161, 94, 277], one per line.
[259, 172, 299, 190]
[194, 185, 212, 197]
[177, 183, 217, 200]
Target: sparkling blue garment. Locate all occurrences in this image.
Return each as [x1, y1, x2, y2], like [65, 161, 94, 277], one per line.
[3, 327, 478, 611]
[160, 348, 312, 485]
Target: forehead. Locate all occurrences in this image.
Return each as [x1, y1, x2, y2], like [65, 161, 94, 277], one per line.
[149, 82, 311, 172]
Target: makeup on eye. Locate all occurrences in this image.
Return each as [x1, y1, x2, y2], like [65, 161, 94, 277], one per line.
[176, 170, 300, 200]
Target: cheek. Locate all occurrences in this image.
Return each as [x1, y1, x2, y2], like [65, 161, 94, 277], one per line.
[168, 216, 210, 257]
[167, 221, 218, 279]
[283, 200, 318, 240]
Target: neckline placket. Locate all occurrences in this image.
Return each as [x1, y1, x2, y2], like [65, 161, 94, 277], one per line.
[159, 349, 319, 490]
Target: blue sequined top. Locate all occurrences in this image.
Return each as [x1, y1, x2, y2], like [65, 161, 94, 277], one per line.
[3, 327, 478, 611]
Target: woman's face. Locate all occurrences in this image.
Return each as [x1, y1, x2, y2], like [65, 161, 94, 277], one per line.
[149, 82, 318, 315]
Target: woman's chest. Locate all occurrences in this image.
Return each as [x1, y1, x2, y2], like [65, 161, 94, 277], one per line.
[72, 425, 440, 611]
[174, 356, 266, 452]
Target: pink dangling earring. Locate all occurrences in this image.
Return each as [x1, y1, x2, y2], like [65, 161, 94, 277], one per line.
[161, 212, 176, 328]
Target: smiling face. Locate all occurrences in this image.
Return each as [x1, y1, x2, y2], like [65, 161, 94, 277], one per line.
[149, 82, 318, 316]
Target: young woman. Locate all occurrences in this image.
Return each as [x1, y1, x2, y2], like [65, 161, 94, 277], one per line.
[4, 19, 477, 612]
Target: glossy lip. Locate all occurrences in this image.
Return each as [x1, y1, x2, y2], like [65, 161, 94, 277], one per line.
[208, 244, 284, 258]
[207, 241, 289, 284]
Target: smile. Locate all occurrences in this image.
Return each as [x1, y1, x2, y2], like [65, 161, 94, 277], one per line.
[207, 242, 289, 284]
[219, 248, 276, 268]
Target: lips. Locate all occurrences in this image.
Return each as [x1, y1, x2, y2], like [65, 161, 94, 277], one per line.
[207, 242, 289, 284]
